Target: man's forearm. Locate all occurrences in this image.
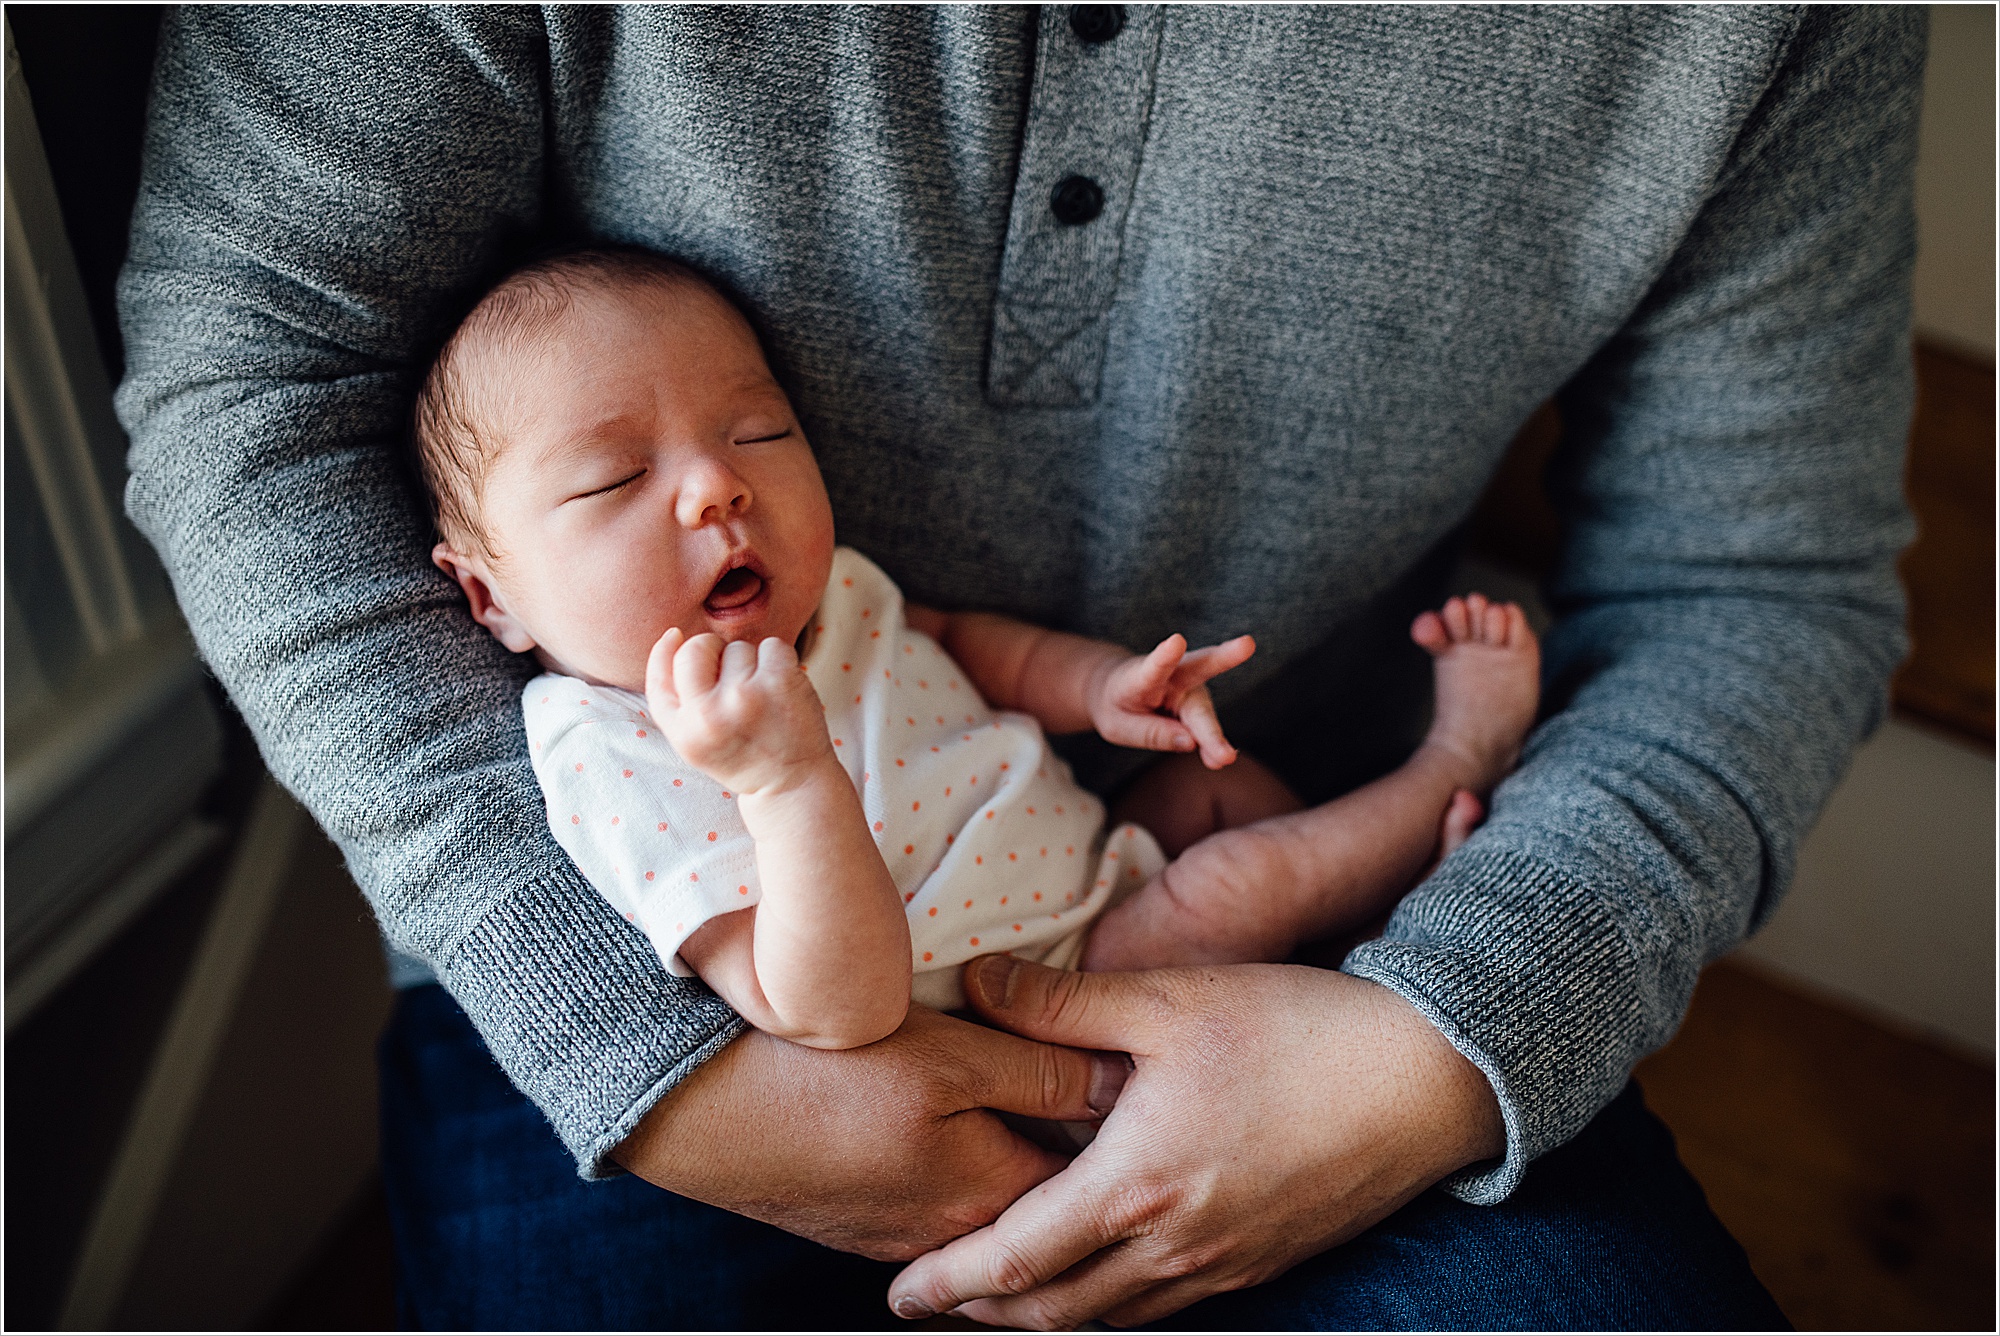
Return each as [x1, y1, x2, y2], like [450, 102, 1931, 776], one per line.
[1349, 4, 1922, 1201]
[117, 6, 729, 1177]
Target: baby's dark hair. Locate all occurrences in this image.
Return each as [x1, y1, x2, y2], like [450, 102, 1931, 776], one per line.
[410, 245, 717, 557]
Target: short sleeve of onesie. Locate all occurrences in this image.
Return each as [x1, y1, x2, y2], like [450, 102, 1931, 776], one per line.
[523, 683, 761, 975]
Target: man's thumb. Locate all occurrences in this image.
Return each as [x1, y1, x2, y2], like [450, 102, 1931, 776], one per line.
[964, 955, 1159, 1053]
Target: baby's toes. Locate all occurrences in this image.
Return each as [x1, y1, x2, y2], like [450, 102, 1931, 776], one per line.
[1481, 599, 1511, 646]
[1411, 610, 1451, 654]
[1508, 603, 1538, 654]
[1440, 596, 1472, 642]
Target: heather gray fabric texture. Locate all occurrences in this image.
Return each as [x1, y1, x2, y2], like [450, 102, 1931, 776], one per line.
[117, 6, 1921, 1195]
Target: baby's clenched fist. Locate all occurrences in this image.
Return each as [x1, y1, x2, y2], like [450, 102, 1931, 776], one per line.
[645, 628, 833, 796]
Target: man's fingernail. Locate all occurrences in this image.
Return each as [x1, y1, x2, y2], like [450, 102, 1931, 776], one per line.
[893, 1295, 935, 1319]
[1089, 1053, 1133, 1116]
[971, 953, 1018, 1007]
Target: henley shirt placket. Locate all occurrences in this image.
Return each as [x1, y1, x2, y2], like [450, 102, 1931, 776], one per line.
[985, 4, 1162, 408]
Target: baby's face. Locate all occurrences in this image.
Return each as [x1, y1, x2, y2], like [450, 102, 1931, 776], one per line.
[440, 282, 835, 691]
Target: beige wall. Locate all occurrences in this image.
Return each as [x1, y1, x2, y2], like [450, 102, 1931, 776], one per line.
[1912, 4, 1996, 359]
[1738, 718, 1995, 1057]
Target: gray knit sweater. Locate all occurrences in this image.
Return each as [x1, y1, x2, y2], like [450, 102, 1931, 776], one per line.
[117, 6, 1921, 1199]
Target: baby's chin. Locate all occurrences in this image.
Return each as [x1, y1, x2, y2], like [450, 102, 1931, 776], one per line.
[531, 644, 643, 692]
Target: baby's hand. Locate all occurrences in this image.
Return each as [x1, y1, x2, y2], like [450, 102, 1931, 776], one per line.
[1089, 633, 1255, 769]
[645, 628, 832, 796]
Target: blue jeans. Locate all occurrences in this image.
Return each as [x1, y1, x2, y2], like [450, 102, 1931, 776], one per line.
[380, 985, 1787, 1330]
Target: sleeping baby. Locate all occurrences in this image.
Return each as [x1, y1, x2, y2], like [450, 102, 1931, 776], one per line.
[414, 246, 1540, 1050]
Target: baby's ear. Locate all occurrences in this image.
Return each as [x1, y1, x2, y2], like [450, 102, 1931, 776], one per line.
[432, 542, 538, 654]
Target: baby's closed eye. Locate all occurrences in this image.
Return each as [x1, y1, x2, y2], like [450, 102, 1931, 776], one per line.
[567, 469, 646, 502]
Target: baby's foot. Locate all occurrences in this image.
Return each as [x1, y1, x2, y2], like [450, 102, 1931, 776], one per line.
[1409, 593, 1540, 794]
[1439, 787, 1484, 858]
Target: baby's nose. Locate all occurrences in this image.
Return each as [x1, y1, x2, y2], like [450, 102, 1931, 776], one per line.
[676, 461, 751, 526]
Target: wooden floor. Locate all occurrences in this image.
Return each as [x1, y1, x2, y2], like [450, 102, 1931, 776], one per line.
[263, 962, 1994, 1331]
[1636, 961, 1995, 1332]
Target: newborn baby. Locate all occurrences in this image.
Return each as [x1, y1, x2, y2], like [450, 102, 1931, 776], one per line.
[414, 247, 1540, 1051]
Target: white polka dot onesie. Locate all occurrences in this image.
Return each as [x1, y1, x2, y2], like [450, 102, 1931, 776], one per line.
[524, 547, 1166, 1010]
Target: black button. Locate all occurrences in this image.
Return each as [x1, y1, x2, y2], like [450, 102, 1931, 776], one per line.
[1049, 175, 1105, 225]
[1069, 5, 1126, 44]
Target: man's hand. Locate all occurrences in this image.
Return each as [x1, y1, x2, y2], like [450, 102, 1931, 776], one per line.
[646, 628, 830, 795]
[887, 957, 1505, 1329]
[1088, 634, 1256, 768]
[611, 1004, 1131, 1261]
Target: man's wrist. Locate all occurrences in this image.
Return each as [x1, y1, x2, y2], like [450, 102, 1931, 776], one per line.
[611, 1023, 758, 1186]
[1362, 980, 1506, 1176]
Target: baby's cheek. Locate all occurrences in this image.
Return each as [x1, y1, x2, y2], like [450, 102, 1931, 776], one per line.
[541, 588, 673, 693]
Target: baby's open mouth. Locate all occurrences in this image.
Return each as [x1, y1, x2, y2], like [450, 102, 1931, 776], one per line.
[705, 564, 766, 612]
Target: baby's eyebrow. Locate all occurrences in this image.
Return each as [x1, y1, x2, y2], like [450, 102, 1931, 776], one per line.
[531, 416, 644, 469]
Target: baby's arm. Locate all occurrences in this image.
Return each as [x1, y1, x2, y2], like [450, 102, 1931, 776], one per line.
[905, 605, 1254, 769]
[649, 630, 910, 1049]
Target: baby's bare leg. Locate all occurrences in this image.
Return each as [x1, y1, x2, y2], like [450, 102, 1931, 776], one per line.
[1113, 752, 1305, 857]
[1085, 593, 1539, 972]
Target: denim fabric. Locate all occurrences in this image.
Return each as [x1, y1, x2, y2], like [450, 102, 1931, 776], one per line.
[121, 7, 1923, 1185]
[379, 985, 897, 1331]
[380, 985, 1787, 1331]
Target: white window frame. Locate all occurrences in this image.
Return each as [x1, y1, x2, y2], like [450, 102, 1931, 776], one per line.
[4, 20, 224, 1027]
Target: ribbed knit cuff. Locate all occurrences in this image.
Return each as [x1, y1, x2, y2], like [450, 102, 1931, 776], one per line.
[440, 861, 748, 1179]
[1342, 845, 1642, 1204]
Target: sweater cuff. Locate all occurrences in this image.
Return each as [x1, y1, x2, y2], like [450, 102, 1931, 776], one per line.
[439, 861, 748, 1179]
[1341, 845, 1642, 1204]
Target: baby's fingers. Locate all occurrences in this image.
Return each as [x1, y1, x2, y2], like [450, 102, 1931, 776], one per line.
[1115, 634, 1188, 704]
[646, 626, 687, 711]
[672, 632, 727, 700]
[1175, 634, 1256, 689]
[755, 635, 800, 678]
[1106, 711, 1198, 754]
[1177, 686, 1238, 769]
[717, 636, 759, 689]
